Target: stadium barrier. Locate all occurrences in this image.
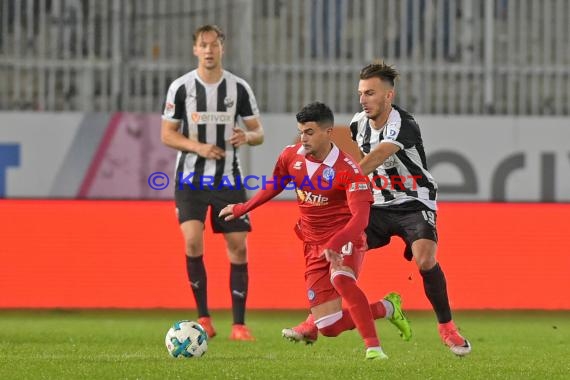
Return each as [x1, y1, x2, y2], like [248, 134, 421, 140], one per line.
[1, 200, 568, 310]
[2, 112, 570, 202]
[2, 1, 569, 116]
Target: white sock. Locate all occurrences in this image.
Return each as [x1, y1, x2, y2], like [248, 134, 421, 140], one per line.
[382, 299, 394, 319]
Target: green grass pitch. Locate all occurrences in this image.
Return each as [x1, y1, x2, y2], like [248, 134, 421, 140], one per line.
[0, 310, 568, 379]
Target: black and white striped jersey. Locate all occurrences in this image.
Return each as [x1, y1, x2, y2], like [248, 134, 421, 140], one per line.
[162, 69, 260, 188]
[349, 104, 438, 210]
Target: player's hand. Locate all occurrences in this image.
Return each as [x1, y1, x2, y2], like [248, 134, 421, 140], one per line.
[219, 204, 236, 221]
[229, 127, 249, 147]
[197, 143, 225, 159]
[322, 249, 343, 269]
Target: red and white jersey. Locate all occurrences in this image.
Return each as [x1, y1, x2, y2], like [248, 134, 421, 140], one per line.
[273, 143, 373, 245]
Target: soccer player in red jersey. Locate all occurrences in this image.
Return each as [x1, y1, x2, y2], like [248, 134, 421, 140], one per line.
[285, 62, 471, 357]
[220, 102, 410, 360]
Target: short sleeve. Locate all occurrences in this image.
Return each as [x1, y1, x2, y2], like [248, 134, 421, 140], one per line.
[162, 82, 186, 122]
[383, 119, 421, 149]
[236, 81, 260, 120]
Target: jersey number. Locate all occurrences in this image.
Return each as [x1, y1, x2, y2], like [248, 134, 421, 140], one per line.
[341, 242, 353, 255]
[421, 210, 436, 226]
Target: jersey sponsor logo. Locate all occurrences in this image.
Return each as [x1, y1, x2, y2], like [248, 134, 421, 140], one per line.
[164, 102, 175, 118]
[349, 182, 369, 192]
[293, 161, 303, 170]
[295, 189, 329, 205]
[190, 112, 233, 124]
[224, 96, 235, 108]
[322, 167, 335, 181]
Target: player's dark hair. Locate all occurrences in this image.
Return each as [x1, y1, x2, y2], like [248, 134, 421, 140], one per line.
[296, 102, 334, 128]
[193, 24, 225, 45]
[360, 61, 399, 87]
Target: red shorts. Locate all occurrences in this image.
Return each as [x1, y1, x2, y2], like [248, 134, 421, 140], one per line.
[303, 233, 367, 308]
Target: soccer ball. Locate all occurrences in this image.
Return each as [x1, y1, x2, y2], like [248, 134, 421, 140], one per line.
[165, 320, 208, 358]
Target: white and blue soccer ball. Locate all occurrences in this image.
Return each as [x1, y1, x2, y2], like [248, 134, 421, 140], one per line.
[165, 320, 208, 358]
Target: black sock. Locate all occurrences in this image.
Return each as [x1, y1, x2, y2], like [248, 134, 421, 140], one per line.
[186, 255, 209, 318]
[420, 263, 452, 323]
[230, 263, 248, 325]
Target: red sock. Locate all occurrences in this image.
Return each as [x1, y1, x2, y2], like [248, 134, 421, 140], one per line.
[331, 273, 380, 348]
[370, 301, 387, 319]
[309, 298, 386, 337]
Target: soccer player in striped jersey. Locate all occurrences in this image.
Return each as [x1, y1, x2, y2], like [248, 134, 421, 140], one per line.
[161, 25, 264, 341]
[220, 102, 411, 360]
[283, 62, 471, 356]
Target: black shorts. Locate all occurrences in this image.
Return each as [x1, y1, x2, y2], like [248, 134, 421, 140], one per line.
[175, 187, 251, 233]
[366, 205, 438, 261]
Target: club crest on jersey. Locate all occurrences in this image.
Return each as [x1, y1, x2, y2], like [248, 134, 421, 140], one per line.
[322, 167, 335, 181]
[307, 289, 315, 301]
[382, 156, 396, 169]
[224, 96, 234, 108]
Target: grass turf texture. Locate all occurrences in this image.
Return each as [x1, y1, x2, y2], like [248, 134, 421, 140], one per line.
[0, 310, 568, 379]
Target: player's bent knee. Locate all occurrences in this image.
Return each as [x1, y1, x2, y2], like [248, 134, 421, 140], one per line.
[414, 254, 437, 271]
[330, 269, 356, 283]
[315, 310, 343, 337]
[185, 244, 204, 257]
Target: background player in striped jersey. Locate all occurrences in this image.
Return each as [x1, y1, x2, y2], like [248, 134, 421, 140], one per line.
[283, 62, 471, 356]
[161, 25, 264, 341]
[219, 102, 411, 360]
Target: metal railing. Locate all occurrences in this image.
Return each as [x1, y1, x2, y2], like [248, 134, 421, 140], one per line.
[1, 0, 568, 115]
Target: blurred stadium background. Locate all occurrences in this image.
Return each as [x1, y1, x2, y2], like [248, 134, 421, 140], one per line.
[1, 0, 568, 311]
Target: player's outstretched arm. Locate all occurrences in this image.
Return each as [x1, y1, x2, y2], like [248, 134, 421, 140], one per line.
[219, 183, 285, 222]
[359, 142, 399, 175]
[221, 146, 293, 221]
